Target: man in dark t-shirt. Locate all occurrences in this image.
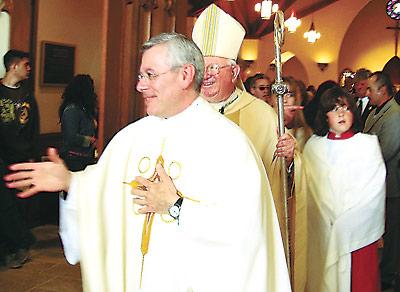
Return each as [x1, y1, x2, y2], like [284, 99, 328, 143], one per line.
[0, 50, 38, 269]
[0, 82, 40, 163]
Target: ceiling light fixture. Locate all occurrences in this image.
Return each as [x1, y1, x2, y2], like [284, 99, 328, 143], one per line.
[284, 11, 301, 33]
[255, 1, 279, 20]
[304, 18, 320, 43]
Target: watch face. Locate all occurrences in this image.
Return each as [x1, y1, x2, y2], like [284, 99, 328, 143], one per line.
[169, 206, 180, 219]
[387, 0, 400, 20]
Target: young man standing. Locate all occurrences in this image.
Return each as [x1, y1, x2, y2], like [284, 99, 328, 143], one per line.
[0, 49, 39, 268]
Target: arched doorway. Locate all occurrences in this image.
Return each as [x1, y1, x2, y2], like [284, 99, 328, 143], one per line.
[283, 55, 310, 86]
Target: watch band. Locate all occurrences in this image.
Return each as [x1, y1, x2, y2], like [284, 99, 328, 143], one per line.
[174, 197, 183, 208]
[168, 197, 183, 220]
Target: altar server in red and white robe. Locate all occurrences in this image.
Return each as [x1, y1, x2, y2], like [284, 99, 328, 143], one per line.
[304, 86, 385, 292]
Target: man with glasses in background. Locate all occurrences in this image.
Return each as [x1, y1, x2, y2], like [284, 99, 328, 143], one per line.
[192, 4, 307, 292]
[4, 32, 290, 292]
[248, 73, 273, 105]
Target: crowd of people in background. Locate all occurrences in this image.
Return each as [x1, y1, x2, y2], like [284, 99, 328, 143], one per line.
[244, 67, 400, 291]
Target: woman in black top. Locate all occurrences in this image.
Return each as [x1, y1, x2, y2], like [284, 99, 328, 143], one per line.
[59, 74, 98, 171]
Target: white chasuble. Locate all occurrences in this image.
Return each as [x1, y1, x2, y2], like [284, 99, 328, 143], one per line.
[303, 133, 385, 292]
[59, 98, 291, 292]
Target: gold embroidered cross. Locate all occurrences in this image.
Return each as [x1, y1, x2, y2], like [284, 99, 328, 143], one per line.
[124, 154, 164, 288]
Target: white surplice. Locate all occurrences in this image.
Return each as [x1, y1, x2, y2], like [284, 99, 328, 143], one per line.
[303, 133, 385, 292]
[59, 97, 291, 292]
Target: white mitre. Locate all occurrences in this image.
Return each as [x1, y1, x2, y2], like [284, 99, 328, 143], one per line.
[192, 4, 245, 60]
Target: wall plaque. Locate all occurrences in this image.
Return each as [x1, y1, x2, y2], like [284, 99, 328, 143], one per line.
[40, 41, 75, 86]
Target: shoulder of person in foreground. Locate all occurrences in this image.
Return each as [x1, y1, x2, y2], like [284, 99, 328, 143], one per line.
[106, 115, 159, 143]
[195, 97, 257, 147]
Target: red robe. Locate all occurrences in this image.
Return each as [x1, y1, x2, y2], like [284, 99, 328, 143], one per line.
[329, 131, 380, 292]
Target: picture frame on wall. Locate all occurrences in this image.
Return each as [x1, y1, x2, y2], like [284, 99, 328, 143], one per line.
[40, 41, 75, 86]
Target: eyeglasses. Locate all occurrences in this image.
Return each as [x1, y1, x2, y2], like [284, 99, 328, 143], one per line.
[330, 105, 350, 113]
[205, 64, 233, 76]
[137, 66, 180, 82]
[256, 86, 270, 91]
[284, 91, 295, 97]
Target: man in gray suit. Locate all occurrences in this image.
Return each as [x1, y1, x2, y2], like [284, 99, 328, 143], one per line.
[364, 71, 400, 290]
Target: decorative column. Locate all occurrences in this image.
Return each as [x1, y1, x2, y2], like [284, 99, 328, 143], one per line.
[140, 0, 158, 40]
[164, 0, 176, 32]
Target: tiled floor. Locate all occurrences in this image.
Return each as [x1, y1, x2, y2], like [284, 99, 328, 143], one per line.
[0, 224, 396, 292]
[0, 225, 82, 292]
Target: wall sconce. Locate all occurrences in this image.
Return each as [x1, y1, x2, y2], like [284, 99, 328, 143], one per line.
[317, 62, 329, 72]
[239, 39, 259, 62]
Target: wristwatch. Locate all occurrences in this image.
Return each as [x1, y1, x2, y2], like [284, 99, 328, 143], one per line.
[168, 197, 183, 220]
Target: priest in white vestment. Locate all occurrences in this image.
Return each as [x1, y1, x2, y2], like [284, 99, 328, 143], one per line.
[5, 33, 290, 292]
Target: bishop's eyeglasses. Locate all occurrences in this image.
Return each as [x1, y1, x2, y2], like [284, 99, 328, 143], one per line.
[205, 63, 233, 76]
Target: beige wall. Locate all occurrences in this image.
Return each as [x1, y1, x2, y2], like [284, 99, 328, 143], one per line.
[35, 0, 396, 134]
[35, 0, 103, 133]
[251, 0, 373, 87]
[339, 0, 395, 73]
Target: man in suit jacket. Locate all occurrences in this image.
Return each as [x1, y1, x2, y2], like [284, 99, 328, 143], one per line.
[364, 71, 400, 290]
[353, 68, 374, 128]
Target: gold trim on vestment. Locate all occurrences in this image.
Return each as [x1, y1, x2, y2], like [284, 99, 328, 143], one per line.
[123, 152, 201, 288]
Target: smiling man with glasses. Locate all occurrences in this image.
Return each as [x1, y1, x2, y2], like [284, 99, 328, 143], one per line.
[4, 32, 288, 292]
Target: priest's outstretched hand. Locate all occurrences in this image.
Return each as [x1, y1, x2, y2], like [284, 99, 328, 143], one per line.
[132, 163, 180, 214]
[4, 147, 71, 198]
